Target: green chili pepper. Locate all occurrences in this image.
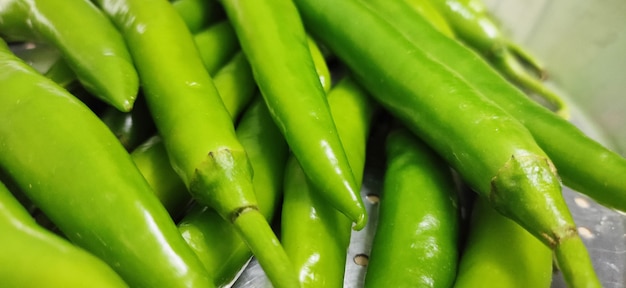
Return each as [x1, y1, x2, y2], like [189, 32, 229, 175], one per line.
[219, 0, 367, 230]
[130, 50, 256, 218]
[0, 39, 213, 287]
[0, 181, 128, 288]
[363, 0, 626, 225]
[179, 95, 289, 286]
[403, 0, 456, 38]
[91, 2, 299, 285]
[281, 77, 375, 287]
[138, 36, 329, 285]
[295, 0, 599, 286]
[0, 0, 139, 112]
[426, 0, 569, 118]
[172, 0, 225, 34]
[365, 127, 460, 288]
[454, 197, 552, 288]
[194, 21, 240, 75]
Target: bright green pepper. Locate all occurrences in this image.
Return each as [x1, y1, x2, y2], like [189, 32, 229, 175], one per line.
[0, 0, 139, 112]
[0, 39, 213, 288]
[219, 0, 367, 230]
[295, 0, 599, 286]
[454, 197, 552, 288]
[0, 181, 128, 288]
[93, 2, 297, 285]
[179, 95, 289, 286]
[130, 51, 256, 218]
[194, 20, 239, 75]
[282, 77, 376, 287]
[363, 0, 626, 233]
[365, 128, 459, 287]
[426, 0, 569, 118]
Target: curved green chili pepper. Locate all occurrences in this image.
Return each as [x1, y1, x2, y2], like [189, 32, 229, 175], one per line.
[172, 0, 225, 34]
[0, 0, 139, 112]
[365, 127, 460, 288]
[179, 95, 289, 286]
[219, 0, 367, 230]
[363, 0, 626, 228]
[427, 0, 569, 118]
[0, 181, 128, 288]
[0, 39, 213, 288]
[295, 0, 599, 286]
[194, 20, 240, 75]
[282, 77, 376, 287]
[130, 50, 256, 218]
[454, 197, 552, 288]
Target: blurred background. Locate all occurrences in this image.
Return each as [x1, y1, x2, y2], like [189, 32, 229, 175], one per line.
[485, 0, 626, 155]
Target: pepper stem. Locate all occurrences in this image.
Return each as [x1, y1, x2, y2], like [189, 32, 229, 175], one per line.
[554, 236, 602, 288]
[232, 208, 301, 288]
[491, 48, 570, 119]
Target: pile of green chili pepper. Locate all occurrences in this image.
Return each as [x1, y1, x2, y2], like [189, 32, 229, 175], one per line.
[1, 0, 624, 287]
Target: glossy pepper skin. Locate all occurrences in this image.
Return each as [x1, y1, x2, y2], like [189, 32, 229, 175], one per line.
[365, 128, 460, 288]
[282, 77, 376, 287]
[219, 0, 367, 230]
[427, 0, 569, 118]
[295, 0, 599, 286]
[131, 51, 256, 218]
[179, 95, 289, 287]
[0, 0, 139, 112]
[0, 40, 213, 288]
[0, 181, 128, 288]
[364, 0, 626, 227]
[454, 197, 552, 288]
[175, 38, 329, 286]
[194, 20, 240, 75]
[92, 3, 298, 286]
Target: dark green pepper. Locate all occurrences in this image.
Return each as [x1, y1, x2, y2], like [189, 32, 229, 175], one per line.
[365, 128, 460, 287]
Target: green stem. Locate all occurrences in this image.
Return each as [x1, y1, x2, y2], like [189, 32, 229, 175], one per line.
[555, 236, 602, 288]
[492, 48, 570, 119]
[233, 209, 301, 288]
